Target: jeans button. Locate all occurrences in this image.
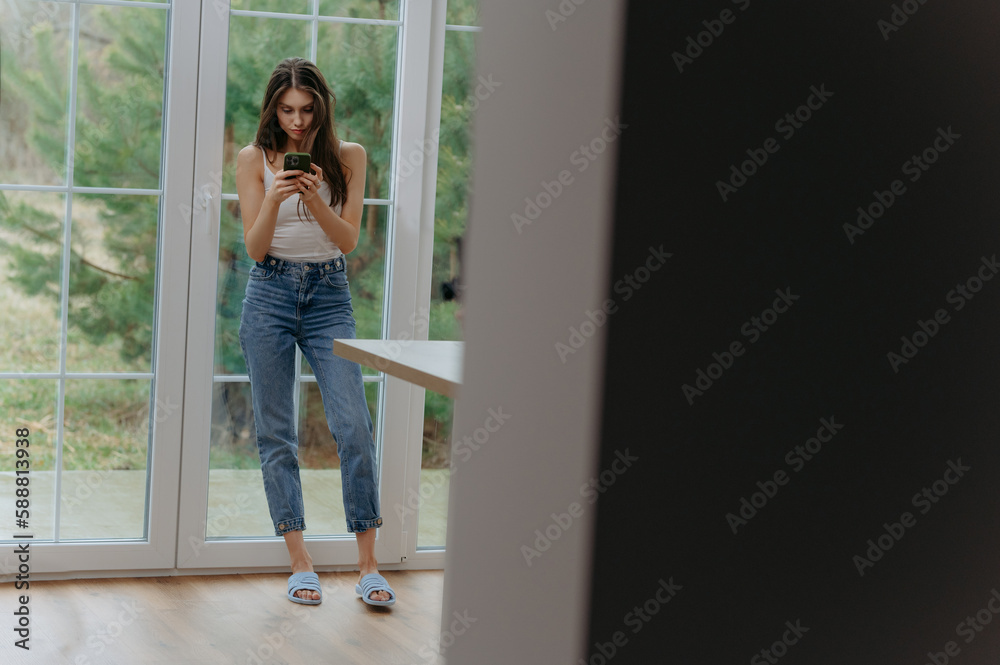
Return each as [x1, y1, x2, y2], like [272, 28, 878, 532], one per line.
[270, 259, 276, 265]
[304, 265, 310, 270]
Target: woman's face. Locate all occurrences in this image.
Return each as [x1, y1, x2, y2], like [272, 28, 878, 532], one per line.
[275, 87, 314, 138]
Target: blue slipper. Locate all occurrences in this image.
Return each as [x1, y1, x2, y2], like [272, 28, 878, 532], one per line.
[287, 571, 322, 605]
[355, 572, 396, 606]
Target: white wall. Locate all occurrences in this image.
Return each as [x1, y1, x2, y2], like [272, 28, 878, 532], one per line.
[441, 0, 628, 662]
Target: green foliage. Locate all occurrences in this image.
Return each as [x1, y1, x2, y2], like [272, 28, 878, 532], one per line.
[1, 0, 479, 468]
[1, 7, 165, 365]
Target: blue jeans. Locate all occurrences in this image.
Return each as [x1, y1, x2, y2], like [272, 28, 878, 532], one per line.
[238, 253, 382, 536]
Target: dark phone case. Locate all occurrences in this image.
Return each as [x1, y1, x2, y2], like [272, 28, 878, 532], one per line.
[282, 152, 311, 177]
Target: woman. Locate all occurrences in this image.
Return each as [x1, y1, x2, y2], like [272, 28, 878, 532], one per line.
[235, 57, 394, 607]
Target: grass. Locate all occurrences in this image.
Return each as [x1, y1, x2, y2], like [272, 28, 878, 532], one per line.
[0, 196, 149, 473]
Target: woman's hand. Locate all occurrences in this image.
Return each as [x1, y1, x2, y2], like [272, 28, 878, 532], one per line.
[297, 164, 324, 204]
[265, 168, 306, 205]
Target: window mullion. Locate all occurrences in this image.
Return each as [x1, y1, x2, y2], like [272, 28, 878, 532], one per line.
[52, 0, 84, 545]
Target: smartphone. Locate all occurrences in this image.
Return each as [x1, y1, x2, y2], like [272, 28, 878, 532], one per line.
[283, 152, 311, 178]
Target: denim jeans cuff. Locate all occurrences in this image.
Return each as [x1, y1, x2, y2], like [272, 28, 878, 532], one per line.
[347, 517, 383, 533]
[275, 517, 306, 537]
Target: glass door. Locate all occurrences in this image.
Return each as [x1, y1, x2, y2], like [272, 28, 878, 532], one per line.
[0, 0, 198, 573]
[176, 0, 435, 568]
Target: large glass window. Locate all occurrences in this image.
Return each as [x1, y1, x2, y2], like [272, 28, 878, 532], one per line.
[0, 0, 169, 542]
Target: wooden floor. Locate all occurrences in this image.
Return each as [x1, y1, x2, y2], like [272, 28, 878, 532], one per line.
[1, 570, 445, 665]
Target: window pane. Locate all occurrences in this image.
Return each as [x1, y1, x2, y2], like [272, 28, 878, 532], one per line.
[216, 201, 250, 375]
[314, 18, 396, 202]
[0, 1, 72, 186]
[318, 0, 400, 21]
[206, 381, 274, 538]
[60, 379, 150, 540]
[74, 3, 166, 191]
[447, 0, 480, 26]
[430, 27, 477, 344]
[222, 15, 312, 194]
[0, 380, 58, 542]
[0, 190, 66, 373]
[418, 10, 481, 550]
[418, 394, 451, 548]
[67, 193, 158, 373]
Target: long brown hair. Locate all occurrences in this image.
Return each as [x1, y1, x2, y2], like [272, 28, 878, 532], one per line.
[254, 57, 351, 222]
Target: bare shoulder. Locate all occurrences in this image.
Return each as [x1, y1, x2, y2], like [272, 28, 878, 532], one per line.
[237, 144, 265, 187]
[339, 140, 367, 164]
[237, 144, 262, 166]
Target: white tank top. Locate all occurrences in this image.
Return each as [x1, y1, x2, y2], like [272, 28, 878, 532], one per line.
[260, 141, 344, 261]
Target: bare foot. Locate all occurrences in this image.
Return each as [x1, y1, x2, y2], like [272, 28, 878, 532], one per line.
[358, 564, 391, 602]
[291, 556, 320, 602]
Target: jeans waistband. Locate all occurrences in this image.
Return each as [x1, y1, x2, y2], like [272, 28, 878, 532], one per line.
[258, 253, 345, 273]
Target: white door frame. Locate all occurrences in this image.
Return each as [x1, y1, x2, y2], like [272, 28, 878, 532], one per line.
[175, 0, 446, 571]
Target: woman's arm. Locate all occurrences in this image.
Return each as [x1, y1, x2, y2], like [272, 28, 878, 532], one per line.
[237, 145, 303, 263]
[302, 142, 367, 255]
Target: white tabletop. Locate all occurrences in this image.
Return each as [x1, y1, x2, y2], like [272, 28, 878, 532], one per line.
[333, 339, 463, 398]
